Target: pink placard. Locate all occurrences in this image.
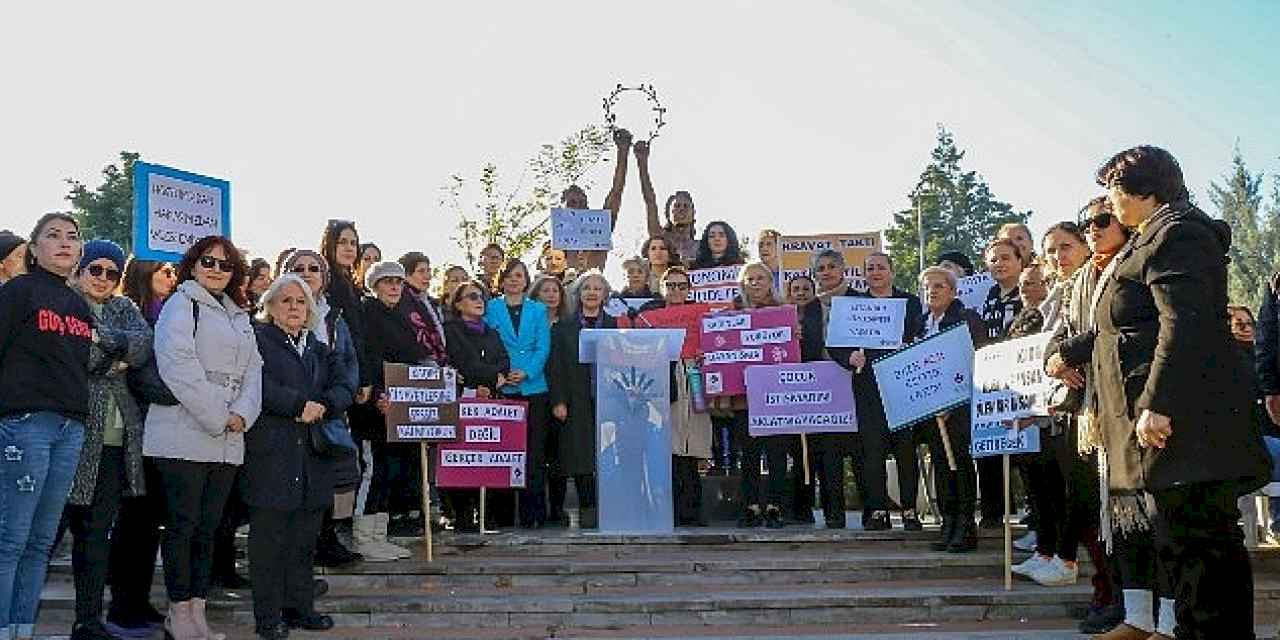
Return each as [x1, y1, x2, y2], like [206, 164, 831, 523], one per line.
[435, 399, 528, 489]
[698, 305, 800, 396]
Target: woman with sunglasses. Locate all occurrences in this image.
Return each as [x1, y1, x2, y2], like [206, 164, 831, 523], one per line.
[0, 214, 92, 640]
[143, 235, 263, 640]
[64, 241, 154, 640]
[443, 280, 511, 530]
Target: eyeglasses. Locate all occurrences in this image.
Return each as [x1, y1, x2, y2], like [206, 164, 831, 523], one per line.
[85, 264, 121, 281]
[291, 265, 323, 274]
[665, 281, 690, 290]
[198, 256, 235, 273]
[1084, 213, 1115, 230]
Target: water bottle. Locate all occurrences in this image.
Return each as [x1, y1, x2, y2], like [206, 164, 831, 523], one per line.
[686, 361, 708, 413]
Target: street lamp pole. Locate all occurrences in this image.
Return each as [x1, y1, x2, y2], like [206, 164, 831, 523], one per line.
[916, 199, 925, 273]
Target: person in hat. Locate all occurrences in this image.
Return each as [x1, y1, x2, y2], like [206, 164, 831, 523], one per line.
[935, 250, 974, 279]
[0, 230, 27, 285]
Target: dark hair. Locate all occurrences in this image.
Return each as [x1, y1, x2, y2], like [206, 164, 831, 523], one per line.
[319, 219, 360, 276]
[398, 252, 431, 280]
[694, 221, 743, 268]
[562, 185, 588, 205]
[641, 235, 682, 267]
[359, 242, 381, 260]
[272, 247, 296, 278]
[788, 274, 816, 289]
[480, 243, 505, 258]
[26, 212, 80, 270]
[121, 258, 171, 311]
[1043, 221, 1086, 246]
[530, 274, 568, 320]
[984, 238, 1025, 266]
[664, 191, 696, 234]
[1095, 145, 1189, 205]
[354, 243, 380, 292]
[450, 279, 491, 310]
[175, 235, 250, 308]
[1228, 305, 1256, 324]
[497, 258, 530, 294]
[249, 258, 271, 280]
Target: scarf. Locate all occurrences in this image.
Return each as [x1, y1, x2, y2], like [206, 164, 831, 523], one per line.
[463, 318, 486, 334]
[400, 295, 448, 366]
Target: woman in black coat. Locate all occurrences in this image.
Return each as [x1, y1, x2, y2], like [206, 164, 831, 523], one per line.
[547, 272, 618, 529]
[442, 280, 511, 531]
[1089, 146, 1269, 639]
[246, 275, 355, 638]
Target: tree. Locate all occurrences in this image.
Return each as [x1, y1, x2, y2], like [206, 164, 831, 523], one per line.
[885, 126, 1031, 290]
[66, 151, 139, 252]
[1210, 145, 1270, 310]
[444, 125, 612, 270]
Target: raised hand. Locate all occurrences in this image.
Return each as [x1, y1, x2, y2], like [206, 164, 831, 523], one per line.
[633, 140, 650, 162]
[613, 128, 633, 149]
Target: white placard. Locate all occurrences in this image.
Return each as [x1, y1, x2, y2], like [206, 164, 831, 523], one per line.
[551, 208, 612, 251]
[825, 297, 907, 349]
[971, 332, 1053, 423]
[957, 273, 994, 311]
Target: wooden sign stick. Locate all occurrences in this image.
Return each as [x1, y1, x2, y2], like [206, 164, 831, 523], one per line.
[801, 433, 811, 485]
[420, 442, 433, 562]
[935, 415, 957, 471]
[1003, 453, 1012, 591]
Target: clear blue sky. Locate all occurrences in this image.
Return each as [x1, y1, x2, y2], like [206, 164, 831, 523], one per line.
[2, 1, 1277, 278]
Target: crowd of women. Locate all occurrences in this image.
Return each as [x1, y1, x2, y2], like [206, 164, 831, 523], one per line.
[0, 141, 1272, 640]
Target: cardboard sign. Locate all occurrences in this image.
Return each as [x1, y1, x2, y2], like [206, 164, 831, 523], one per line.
[745, 361, 857, 436]
[636, 303, 711, 359]
[971, 332, 1053, 423]
[957, 273, 994, 312]
[383, 364, 460, 442]
[550, 208, 612, 251]
[825, 297, 908, 349]
[435, 399, 529, 489]
[699, 305, 800, 396]
[971, 421, 1041, 458]
[687, 266, 741, 308]
[872, 324, 974, 431]
[132, 162, 231, 262]
[779, 233, 881, 291]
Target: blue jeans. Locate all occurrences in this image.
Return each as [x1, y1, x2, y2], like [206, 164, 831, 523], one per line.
[1264, 436, 1280, 532]
[0, 411, 85, 635]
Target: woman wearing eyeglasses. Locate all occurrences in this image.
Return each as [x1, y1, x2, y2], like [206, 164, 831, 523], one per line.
[443, 280, 511, 530]
[143, 235, 263, 640]
[64, 240, 155, 640]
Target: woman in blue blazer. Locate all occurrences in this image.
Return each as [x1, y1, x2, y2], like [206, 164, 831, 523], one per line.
[484, 259, 552, 527]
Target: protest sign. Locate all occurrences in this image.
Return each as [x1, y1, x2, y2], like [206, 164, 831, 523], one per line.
[957, 273, 994, 312]
[687, 266, 741, 307]
[971, 332, 1053, 423]
[779, 233, 881, 290]
[436, 399, 529, 489]
[636, 302, 711, 359]
[550, 208, 612, 251]
[699, 305, 800, 396]
[745, 361, 856, 436]
[383, 364, 460, 443]
[971, 420, 1041, 458]
[132, 162, 231, 262]
[872, 324, 974, 431]
[825, 297, 908, 349]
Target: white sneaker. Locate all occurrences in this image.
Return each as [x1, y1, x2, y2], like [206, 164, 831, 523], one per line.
[1011, 553, 1051, 578]
[1013, 530, 1037, 552]
[1030, 556, 1078, 586]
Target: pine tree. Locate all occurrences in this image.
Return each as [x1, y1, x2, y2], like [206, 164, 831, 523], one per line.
[1209, 145, 1268, 310]
[885, 126, 1030, 290]
[66, 151, 140, 252]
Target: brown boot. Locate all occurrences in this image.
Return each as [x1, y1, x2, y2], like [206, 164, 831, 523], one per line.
[1094, 623, 1152, 640]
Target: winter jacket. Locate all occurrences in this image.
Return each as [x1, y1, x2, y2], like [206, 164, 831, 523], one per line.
[143, 280, 263, 465]
[0, 265, 94, 421]
[829, 287, 923, 434]
[68, 294, 153, 505]
[485, 297, 551, 396]
[547, 313, 618, 475]
[361, 295, 431, 394]
[443, 319, 510, 392]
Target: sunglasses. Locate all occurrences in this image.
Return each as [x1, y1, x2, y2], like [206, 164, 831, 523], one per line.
[198, 256, 235, 273]
[291, 265, 323, 274]
[1084, 213, 1115, 230]
[85, 264, 121, 281]
[459, 291, 484, 302]
[665, 281, 691, 290]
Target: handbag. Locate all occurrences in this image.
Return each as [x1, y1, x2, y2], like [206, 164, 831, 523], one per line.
[127, 300, 201, 407]
[309, 417, 357, 459]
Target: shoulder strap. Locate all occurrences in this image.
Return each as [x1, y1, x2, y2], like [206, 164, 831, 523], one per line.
[192, 299, 200, 336]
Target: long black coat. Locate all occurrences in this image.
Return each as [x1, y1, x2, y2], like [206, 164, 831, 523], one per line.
[547, 314, 618, 476]
[828, 287, 924, 432]
[245, 323, 356, 511]
[1092, 201, 1269, 491]
[443, 319, 510, 392]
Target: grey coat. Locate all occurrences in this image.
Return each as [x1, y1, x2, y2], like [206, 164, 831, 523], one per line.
[143, 281, 263, 465]
[68, 294, 153, 506]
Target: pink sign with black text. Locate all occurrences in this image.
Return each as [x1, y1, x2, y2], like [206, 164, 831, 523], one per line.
[698, 305, 800, 396]
[435, 399, 529, 489]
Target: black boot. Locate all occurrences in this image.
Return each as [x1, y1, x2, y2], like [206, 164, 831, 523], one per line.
[931, 517, 955, 552]
[947, 516, 977, 553]
[314, 521, 359, 568]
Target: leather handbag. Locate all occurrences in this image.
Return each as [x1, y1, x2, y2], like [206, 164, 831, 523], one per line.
[309, 418, 357, 459]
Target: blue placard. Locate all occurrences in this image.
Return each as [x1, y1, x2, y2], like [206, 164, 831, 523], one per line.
[971, 420, 1041, 458]
[871, 323, 975, 432]
[132, 162, 231, 262]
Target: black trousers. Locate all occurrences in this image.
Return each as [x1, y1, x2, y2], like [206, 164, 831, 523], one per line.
[152, 458, 236, 602]
[1027, 432, 1101, 561]
[510, 393, 549, 526]
[70, 447, 125, 624]
[807, 434, 848, 523]
[212, 467, 250, 580]
[927, 421, 975, 519]
[977, 455, 1004, 521]
[672, 456, 702, 524]
[365, 440, 421, 516]
[861, 419, 919, 513]
[731, 413, 790, 508]
[248, 506, 325, 628]
[1153, 481, 1256, 640]
[788, 437, 813, 519]
[108, 457, 164, 615]
[546, 415, 568, 521]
